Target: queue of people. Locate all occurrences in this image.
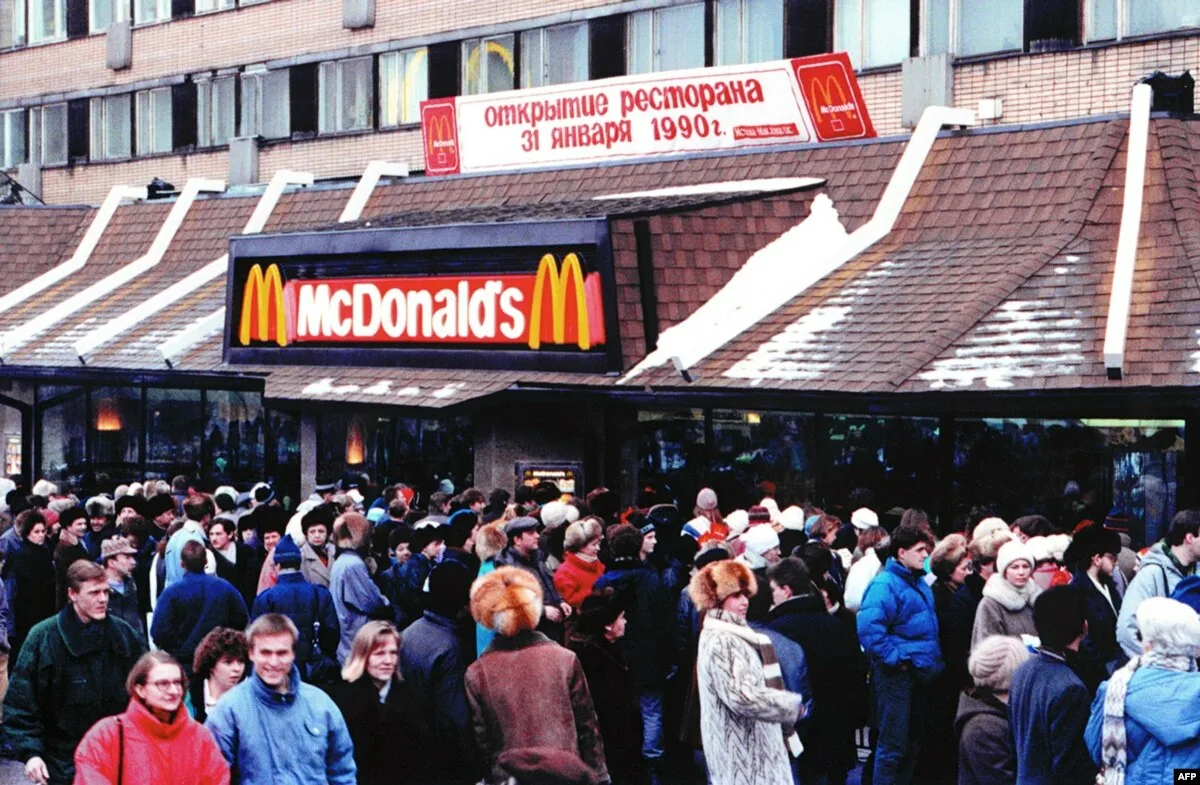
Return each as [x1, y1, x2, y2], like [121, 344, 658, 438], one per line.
[0, 474, 1198, 785]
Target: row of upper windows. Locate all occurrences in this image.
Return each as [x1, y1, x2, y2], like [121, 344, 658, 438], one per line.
[0, 0, 263, 49]
[2, 0, 1199, 169]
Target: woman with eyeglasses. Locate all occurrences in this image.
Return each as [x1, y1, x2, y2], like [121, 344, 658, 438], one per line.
[73, 650, 230, 784]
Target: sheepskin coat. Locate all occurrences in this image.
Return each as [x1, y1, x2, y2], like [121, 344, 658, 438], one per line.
[696, 609, 803, 785]
[970, 574, 1040, 650]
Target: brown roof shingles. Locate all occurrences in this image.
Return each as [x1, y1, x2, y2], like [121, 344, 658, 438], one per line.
[0, 206, 95, 298]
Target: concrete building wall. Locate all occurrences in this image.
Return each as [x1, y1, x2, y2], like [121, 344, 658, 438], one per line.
[473, 402, 601, 496]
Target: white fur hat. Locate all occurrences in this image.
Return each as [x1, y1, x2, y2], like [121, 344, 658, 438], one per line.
[725, 509, 750, 537]
[741, 524, 780, 557]
[539, 501, 579, 530]
[851, 508, 879, 530]
[780, 506, 806, 531]
[760, 498, 782, 523]
[996, 539, 1036, 577]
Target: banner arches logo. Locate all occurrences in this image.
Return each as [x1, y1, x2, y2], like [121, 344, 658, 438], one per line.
[810, 76, 852, 133]
[238, 263, 287, 347]
[425, 112, 455, 167]
[529, 253, 592, 351]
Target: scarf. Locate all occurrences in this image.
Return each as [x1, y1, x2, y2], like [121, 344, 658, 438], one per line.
[704, 611, 803, 757]
[1100, 650, 1197, 785]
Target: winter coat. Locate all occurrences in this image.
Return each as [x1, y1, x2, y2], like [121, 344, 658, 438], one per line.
[106, 576, 144, 645]
[73, 697, 229, 785]
[250, 572, 340, 678]
[954, 688, 1015, 785]
[844, 548, 883, 612]
[674, 589, 701, 670]
[465, 630, 608, 784]
[1085, 665, 1200, 785]
[1008, 648, 1094, 785]
[5, 539, 55, 655]
[298, 540, 335, 588]
[1116, 542, 1192, 658]
[1071, 570, 1125, 678]
[971, 574, 1040, 650]
[52, 541, 89, 611]
[399, 610, 477, 782]
[475, 558, 497, 659]
[204, 664, 356, 785]
[554, 553, 605, 609]
[327, 676, 423, 785]
[211, 542, 260, 611]
[163, 521, 208, 587]
[567, 634, 642, 784]
[697, 609, 803, 785]
[151, 572, 249, 671]
[494, 546, 565, 640]
[591, 556, 671, 687]
[389, 552, 434, 629]
[330, 550, 390, 664]
[856, 558, 944, 678]
[3, 606, 145, 784]
[766, 593, 867, 775]
[82, 525, 117, 562]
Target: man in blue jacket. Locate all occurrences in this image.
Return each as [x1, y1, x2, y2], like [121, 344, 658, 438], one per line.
[856, 522, 942, 785]
[206, 613, 355, 785]
[250, 536, 339, 685]
[151, 540, 248, 675]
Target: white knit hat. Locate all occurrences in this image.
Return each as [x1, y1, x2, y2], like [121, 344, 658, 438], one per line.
[850, 507, 878, 530]
[741, 524, 780, 557]
[725, 509, 750, 537]
[760, 497, 782, 523]
[996, 539, 1035, 577]
[780, 506, 806, 531]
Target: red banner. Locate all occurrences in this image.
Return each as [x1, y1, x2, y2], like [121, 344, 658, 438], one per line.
[420, 53, 873, 176]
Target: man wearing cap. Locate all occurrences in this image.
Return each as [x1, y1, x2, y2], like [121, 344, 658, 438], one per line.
[82, 496, 118, 561]
[100, 536, 144, 643]
[1066, 524, 1126, 678]
[592, 523, 671, 774]
[495, 517, 571, 640]
[152, 540, 248, 676]
[251, 537, 340, 685]
[163, 495, 213, 587]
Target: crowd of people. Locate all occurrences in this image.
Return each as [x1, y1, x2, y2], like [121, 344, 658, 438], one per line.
[0, 474, 1198, 784]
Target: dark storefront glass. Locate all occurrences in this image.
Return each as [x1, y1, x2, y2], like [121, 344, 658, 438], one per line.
[319, 412, 474, 493]
[89, 387, 142, 481]
[711, 410, 815, 509]
[822, 414, 940, 517]
[637, 408, 706, 506]
[205, 390, 265, 485]
[267, 408, 301, 505]
[953, 418, 1183, 547]
[145, 388, 202, 480]
[39, 386, 86, 489]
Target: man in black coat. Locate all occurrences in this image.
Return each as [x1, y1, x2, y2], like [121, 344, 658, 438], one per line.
[765, 557, 866, 785]
[1065, 524, 1126, 681]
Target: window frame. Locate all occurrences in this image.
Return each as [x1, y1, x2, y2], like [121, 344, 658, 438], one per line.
[194, 0, 233, 13]
[461, 33, 516, 95]
[520, 21, 589, 88]
[378, 47, 428, 128]
[28, 0, 65, 44]
[134, 86, 172, 156]
[239, 66, 290, 140]
[0, 107, 26, 169]
[89, 0, 127, 33]
[836, 0, 911, 69]
[317, 55, 375, 134]
[1, 0, 28, 49]
[89, 93, 132, 161]
[132, 0, 168, 26]
[29, 102, 68, 166]
[195, 72, 236, 148]
[627, 2, 706, 75]
[918, 0, 1024, 58]
[714, 0, 785, 66]
[1084, 0, 1200, 42]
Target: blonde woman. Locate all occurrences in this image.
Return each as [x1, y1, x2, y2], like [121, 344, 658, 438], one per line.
[328, 621, 421, 785]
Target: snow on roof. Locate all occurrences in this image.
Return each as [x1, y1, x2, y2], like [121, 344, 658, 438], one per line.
[592, 177, 825, 200]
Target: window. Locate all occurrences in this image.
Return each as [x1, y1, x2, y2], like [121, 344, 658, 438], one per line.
[133, 0, 167, 25]
[196, 73, 235, 147]
[2, 0, 27, 47]
[921, 0, 1022, 56]
[39, 386, 86, 489]
[716, 0, 784, 65]
[29, 0, 64, 42]
[462, 34, 515, 95]
[835, 0, 909, 69]
[89, 94, 131, 160]
[90, 387, 141, 476]
[628, 2, 705, 75]
[521, 23, 588, 88]
[146, 389, 201, 479]
[1086, 0, 1200, 40]
[240, 67, 290, 139]
[90, 0, 127, 33]
[206, 390, 264, 484]
[318, 56, 373, 133]
[0, 109, 25, 169]
[135, 87, 171, 154]
[195, 0, 233, 12]
[379, 48, 427, 127]
[29, 103, 67, 165]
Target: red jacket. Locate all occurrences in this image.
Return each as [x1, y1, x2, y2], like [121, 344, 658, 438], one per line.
[73, 698, 229, 785]
[554, 553, 606, 608]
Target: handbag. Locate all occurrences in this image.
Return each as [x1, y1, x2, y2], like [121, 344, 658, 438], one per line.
[300, 587, 339, 685]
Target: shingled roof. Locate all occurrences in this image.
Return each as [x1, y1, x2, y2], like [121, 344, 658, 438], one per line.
[2, 115, 1195, 407]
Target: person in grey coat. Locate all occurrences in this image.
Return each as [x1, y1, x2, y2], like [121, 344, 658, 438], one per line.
[1115, 509, 1200, 658]
[329, 513, 391, 664]
[955, 635, 1030, 785]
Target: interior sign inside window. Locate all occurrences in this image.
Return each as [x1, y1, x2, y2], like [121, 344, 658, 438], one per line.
[421, 52, 874, 176]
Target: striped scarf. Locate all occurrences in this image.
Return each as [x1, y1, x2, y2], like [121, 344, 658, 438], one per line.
[705, 612, 804, 757]
[1100, 650, 1196, 785]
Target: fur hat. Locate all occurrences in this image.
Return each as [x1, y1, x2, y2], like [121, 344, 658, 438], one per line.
[969, 529, 1014, 563]
[143, 493, 175, 519]
[850, 507, 879, 530]
[972, 517, 1009, 542]
[607, 523, 644, 560]
[539, 501, 579, 531]
[85, 496, 115, 519]
[968, 635, 1029, 691]
[725, 509, 749, 537]
[741, 524, 780, 557]
[688, 559, 757, 611]
[996, 539, 1035, 577]
[563, 518, 602, 553]
[780, 506, 806, 531]
[470, 566, 543, 636]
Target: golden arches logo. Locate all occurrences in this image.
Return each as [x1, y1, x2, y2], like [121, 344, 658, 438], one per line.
[529, 253, 590, 351]
[463, 39, 515, 88]
[809, 76, 854, 133]
[238, 263, 287, 347]
[425, 112, 456, 161]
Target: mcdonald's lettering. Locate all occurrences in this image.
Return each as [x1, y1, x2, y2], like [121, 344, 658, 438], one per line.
[794, 56, 872, 141]
[239, 263, 287, 347]
[235, 257, 605, 351]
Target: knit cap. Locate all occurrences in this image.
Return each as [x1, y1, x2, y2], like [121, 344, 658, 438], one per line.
[780, 506, 806, 531]
[696, 488, 719, 511]
[996, 539, 1035, 577]
[741, 524, 780, 557]
[273, 535, 302, 567]
[725, 510, 750, 537]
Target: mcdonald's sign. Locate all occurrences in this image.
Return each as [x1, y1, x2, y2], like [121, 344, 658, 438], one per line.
[226, 219, 618, 372]
[421, 98, 461, 176]
[795, 54, 873, 142]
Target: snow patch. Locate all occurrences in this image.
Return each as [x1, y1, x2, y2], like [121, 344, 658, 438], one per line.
[593, 177, 824, 201]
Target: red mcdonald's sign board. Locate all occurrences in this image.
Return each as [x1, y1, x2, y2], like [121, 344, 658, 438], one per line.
[420, 52, 874, 176]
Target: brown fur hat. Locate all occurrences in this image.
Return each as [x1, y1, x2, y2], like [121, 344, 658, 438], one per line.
[688, 559, 757, 611]
[333, 512, 371, 551]
[474, 523, 509, 564]
[470, 566, 543, 636]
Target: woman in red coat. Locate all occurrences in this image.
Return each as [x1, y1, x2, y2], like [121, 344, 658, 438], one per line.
[73, 651, 229, 785]
[554, 518, 606, 609]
